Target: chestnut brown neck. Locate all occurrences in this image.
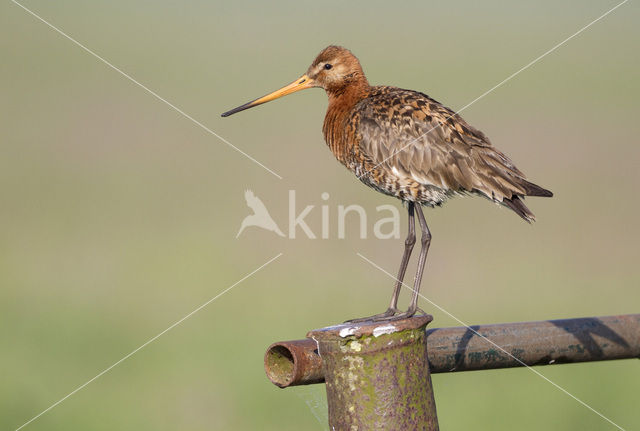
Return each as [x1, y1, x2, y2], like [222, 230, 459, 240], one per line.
[323, 76, 370, 161]
[326, 73, 369, 105]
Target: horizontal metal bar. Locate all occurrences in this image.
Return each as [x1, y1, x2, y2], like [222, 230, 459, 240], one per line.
[264, 314, 640, 387]
[427, 313, 640, 372]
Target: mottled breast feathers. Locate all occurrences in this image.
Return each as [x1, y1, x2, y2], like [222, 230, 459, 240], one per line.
[349, 86, 536, 205]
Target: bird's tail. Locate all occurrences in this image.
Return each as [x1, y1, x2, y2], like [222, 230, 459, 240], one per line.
[502, 180, 553, 223]
[503, 196, 536, 223]
[521, 180, 553, 198]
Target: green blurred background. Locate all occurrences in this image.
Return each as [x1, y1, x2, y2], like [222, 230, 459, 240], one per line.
[2, 1, 639, 429]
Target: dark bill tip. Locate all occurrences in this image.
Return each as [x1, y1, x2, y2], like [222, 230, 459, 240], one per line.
[221, 100, 256, 117]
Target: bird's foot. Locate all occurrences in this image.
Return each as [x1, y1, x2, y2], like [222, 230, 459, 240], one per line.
[344, 308, 399, 323]
[384, 308, 422, 321]
[391, 306, 429, 320]
[345, 307, 427, 323]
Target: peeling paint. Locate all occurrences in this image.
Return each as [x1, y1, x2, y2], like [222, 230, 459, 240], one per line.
[339, 326, 359, 338]
[373, 324, 398, 337]
[309, 315, 438, 430]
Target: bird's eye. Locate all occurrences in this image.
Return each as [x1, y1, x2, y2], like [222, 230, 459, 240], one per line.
[324, 63, 333, 70]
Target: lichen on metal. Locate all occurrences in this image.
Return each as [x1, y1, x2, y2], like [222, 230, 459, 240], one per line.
[264, 314, 640, 388]
[308, 315, 439, 431]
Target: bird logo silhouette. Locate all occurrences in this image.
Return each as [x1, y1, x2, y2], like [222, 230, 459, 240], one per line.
[236, 190, 285, 238]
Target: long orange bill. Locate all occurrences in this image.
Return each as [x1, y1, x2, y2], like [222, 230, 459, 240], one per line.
[221, 75, 315, 117]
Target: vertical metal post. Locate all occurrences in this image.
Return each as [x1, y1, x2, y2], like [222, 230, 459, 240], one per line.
[308, 315, 439, 430]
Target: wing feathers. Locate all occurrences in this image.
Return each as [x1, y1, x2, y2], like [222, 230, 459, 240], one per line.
[354, 87, 552, 220]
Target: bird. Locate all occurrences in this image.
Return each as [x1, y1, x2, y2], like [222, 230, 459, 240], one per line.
[236, 190, 285, 238]
[222, 45, 552, 321]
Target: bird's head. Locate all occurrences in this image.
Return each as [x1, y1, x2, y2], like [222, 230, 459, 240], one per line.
[305, 45, 366, 94]
[221, 45, 367, 117]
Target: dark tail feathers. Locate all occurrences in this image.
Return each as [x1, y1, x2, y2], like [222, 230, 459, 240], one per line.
[503, 196, 535, 223]
[522, 180, 553, 198]
[503, 180, 553, 223]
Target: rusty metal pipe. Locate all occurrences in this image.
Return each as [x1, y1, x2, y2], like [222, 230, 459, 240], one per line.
[308, 315, 439, 430]
[264, 339, 324, 388]
[264, 314, 640, 387]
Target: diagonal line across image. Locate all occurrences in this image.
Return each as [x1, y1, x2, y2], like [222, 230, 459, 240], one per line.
[13, 253, 283, 431]
[11, 0, 283, 180]
[8, 0, 633, 430]
[357, 0, 629, 181]
[357, 252, 628, 431]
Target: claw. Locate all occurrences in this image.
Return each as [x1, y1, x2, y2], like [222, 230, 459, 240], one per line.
[345, 308, 399, 323]
[344, 305, 431, 323]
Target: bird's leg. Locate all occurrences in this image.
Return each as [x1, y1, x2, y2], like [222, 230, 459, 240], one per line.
[398, 204, 431, 318]
[386, 202, 416, 313]
[344, 203, 416, 323]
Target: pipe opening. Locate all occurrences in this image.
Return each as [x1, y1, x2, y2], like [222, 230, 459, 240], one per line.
[265, 344, 295, 387]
